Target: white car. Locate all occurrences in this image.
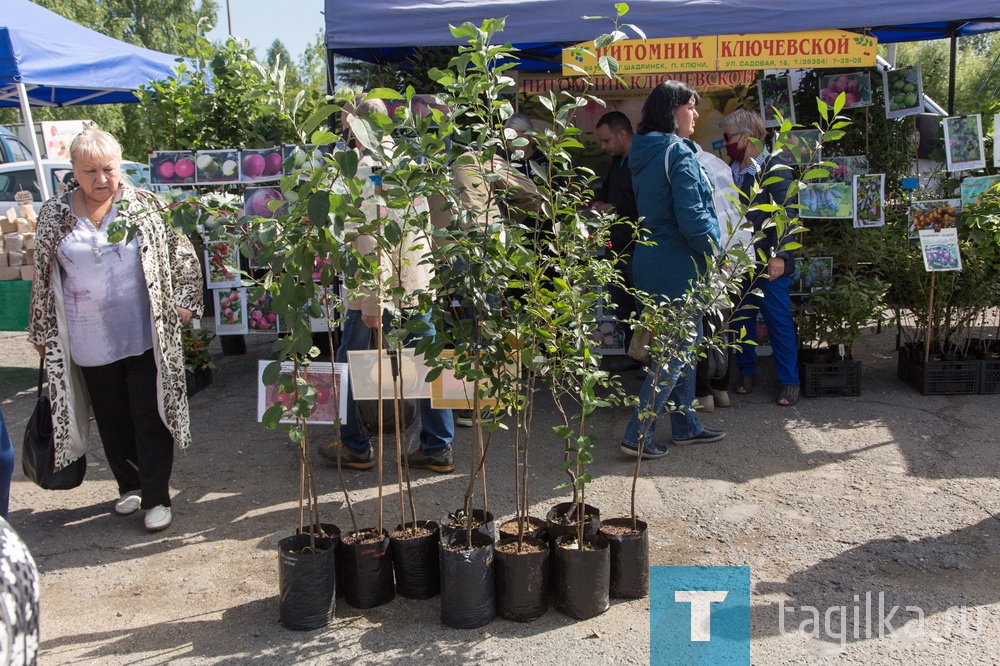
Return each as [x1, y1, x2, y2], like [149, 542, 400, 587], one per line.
[0, 159, 161, 215]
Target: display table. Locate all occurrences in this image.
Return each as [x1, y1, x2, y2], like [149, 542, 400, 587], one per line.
[0, 281, 32, 331]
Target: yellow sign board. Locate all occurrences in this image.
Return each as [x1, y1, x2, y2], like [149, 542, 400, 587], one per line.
[563, 30, 876, 75]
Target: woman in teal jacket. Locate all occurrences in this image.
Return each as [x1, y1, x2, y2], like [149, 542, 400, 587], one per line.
[620, 81, 725, 459]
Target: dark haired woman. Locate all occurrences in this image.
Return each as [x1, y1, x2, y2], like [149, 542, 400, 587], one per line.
[619, 81, 725, 459]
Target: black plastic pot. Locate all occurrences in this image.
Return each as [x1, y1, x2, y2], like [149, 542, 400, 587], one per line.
[599, 518, 649, 599]
[391, 521, 440, 600]
[552, 533, 610, 620]
[440, 508, 495, 544]
[277, 533, 336, 631]
[295, 523, 343, 599]
[545, 502, 600, 547]
[439, 531, 496, 629]
[498, 516, 547, 542]
[495, 537, 549, 622]
[340, 528, 395, 609]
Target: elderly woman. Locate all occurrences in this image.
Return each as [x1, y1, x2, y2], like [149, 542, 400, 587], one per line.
[619, 81, 725, 459]
[28, 126, 203, 532]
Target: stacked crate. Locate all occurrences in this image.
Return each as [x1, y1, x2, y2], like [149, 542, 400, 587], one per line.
[0, 201, 37, 281]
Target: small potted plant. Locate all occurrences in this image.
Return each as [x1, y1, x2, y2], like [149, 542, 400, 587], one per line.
[181, 328, 215, 396]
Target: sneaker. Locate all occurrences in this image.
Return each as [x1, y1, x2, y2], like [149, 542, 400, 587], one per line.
[672, 428, 726, 446]
[402, 447, 455, 474]
[318, 443, 374, 470]
[620, 440, 669, 459]
[114, 491, 142, 516]
[455, 409, 500, 427]
[144, 505, 172, 532]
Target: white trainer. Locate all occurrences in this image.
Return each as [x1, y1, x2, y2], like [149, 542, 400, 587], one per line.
[114, 492, 142, 516]
[144, 505, 172, 532]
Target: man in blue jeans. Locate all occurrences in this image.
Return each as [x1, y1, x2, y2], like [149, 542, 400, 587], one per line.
[317, 96, 455, 472]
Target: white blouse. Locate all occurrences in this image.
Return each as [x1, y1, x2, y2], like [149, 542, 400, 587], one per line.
[57, 208, 153, 367]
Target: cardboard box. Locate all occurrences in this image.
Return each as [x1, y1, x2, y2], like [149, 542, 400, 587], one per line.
[17, 203, 35, 221]
[22, 249, 35, 265]
[21, 233, 34, 250]
[0, 219, 15, 235]
[4, 234, 22, 254]
[16, 218, 33, 234]
[19, 265, 35, 281]
[7, 251, 22, 268]
[0, 267, 20, 281]
[0, 253, 7, 268]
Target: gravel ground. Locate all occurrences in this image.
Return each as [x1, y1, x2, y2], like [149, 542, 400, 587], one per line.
[1, 325, 999, 665]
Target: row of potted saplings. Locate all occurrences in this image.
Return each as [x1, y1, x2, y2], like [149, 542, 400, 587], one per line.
[278, 499, 648, 630]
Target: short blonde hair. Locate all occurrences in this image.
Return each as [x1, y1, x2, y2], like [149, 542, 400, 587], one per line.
[69, 125, 122, 165]
[721, 108, 766, 142]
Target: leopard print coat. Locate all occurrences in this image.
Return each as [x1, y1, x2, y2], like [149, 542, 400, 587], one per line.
[27, 185, 204, 471]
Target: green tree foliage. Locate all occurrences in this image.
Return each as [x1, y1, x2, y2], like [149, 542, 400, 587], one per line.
[336, 47, 455, 92]
[891, 34, 1000, 115]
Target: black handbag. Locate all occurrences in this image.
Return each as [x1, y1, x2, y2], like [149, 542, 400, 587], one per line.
[698, 308, 730, 382]
[355, 331, 418, 439]
[22, 362, 86, 490]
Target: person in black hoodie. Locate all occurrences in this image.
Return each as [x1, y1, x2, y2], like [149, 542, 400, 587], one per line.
[721, 108, 800, 406]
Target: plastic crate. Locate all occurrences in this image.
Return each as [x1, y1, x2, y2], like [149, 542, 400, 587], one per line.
[800, 359, 861, 397]
[980, 360, 1000, 395]
[897, 351, 979, 396]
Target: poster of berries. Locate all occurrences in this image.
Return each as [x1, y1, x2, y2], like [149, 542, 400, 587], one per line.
[960, 175, 1000, 207]
[214, 287, 249, 335]
[882, 65, 923, 119]
[239, 148, 283, 183]
[256, 360, 348, 425]
[204, 239, 240, 288]
[794, 256, 833, 295]
[195, 149, 239, 185]
[779, 129, 821, 166]
[799, 183, 852, 219]
[756, 76, 794, 128]
[826, 156, 868, 183]
[908, 199, 960, 238]
[244, 186, 285, 219]
[943, 114, 985, 172]
[819, 72, 872, 109]
[918, 228, 962, 272]
[853, 174, 885, 228]
[247, 292, 281, 333]
[148, 150, 196, 185]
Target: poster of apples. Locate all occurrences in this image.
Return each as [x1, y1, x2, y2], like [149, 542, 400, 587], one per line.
[283, 144, 328, 174]
[214, 287, 249, 335]
[247, 292, 281, 333]
[882, 65, 923, 120]
[756, 76, 794, 128]
[592, 319, 626, 353]
[347, 349, 432, 400]
[918, 228, 962, 272]
[239, 148, 283, 183]
[149, 150, 196, 185]
[195, 149, 239, 184]
[826, 156, 868, 183]
[243, 186, 286, 219]
[204, 239, 240, 288]
[779, 129, 821, 166]
[853, 174, 885, 228]
[819, 72, 872, 109]
[943, 114, 985, 172]
[257, 360, 348, 425]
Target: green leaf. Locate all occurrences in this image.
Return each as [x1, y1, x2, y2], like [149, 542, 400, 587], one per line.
[366, 88, 404, 100]
[615, 2, 630, 17]
[308, 193, 330, 228]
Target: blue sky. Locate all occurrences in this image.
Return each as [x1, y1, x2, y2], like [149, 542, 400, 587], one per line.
[205, 0, 325, 63]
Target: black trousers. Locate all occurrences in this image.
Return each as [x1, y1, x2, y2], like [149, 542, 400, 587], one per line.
[80, 348, 174, 509]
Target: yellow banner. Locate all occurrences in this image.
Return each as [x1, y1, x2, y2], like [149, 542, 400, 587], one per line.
[563, 30, 876, 75]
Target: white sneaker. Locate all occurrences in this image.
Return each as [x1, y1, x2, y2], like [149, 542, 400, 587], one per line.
[114, 491, 142, 516]
[144, 505, 172, 532]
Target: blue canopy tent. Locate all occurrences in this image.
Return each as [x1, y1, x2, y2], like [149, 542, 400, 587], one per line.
[324, 0, 1000, 109]
[0, 0, 185, 199]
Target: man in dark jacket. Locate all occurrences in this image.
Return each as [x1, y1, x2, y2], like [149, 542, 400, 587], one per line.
[722, 108, 800, 406]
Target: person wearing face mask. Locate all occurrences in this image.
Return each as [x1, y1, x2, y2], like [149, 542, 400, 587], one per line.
[721, 108, 800, 407]
[619, 81, 725, 459]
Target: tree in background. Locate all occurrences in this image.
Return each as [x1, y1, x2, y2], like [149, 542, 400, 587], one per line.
[892, 34, 1000, 115]
[336, 47, 454, 92]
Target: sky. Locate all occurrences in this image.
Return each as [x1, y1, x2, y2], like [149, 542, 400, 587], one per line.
[205, 0, 325, 63]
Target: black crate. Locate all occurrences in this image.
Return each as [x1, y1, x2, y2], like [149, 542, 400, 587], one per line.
[185, 367, 213, 397]
[980, 360, 1000, 395]
[897, 351, 979, 395]
[800, 359, 861, 397]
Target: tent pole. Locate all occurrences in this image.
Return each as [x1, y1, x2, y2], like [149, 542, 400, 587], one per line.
[17, 82, 51, 202]
[948, 31, 957, 115]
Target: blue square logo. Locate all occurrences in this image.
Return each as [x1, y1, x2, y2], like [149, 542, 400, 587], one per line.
[650, 566, 750, 665]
